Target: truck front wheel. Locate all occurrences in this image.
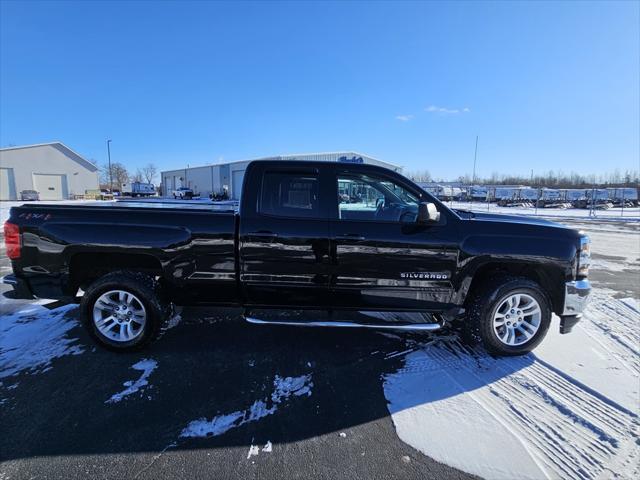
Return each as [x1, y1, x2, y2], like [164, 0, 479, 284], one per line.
[465, 276, 552, 356]
[80, 271, 170, 351]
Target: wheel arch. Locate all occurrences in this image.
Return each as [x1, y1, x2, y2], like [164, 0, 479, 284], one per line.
[69, 252, 164, 292]
[456, 260, 565, 314]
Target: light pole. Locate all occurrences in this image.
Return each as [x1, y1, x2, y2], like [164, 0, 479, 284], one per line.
[471, 135, 478, 207]
[472, 135, 478, 184]
[107, 139, 113, 192]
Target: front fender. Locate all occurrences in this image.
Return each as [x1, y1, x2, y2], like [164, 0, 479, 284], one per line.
[452, 234, 577, 304]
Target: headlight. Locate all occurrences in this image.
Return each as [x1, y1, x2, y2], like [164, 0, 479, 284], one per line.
[577, 235, 590, 277]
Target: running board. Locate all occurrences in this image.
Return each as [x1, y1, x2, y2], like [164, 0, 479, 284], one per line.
[244, 317, 442, 331]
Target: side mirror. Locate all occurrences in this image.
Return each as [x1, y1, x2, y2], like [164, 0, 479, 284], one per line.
[418, 202, 440, 223]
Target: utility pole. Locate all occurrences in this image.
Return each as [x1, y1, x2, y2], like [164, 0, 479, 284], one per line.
[472, 135, 478, 184]
[471, 135, 478, 208]
[106, 139, 113, 192]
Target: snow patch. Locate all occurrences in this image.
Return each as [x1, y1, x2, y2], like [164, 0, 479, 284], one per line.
[247, 444, 260, 459]
[0, 304, 83, 379]
[180, 374, 313, 438]
[165, 312, 182, 330]
[247, 440, 273, 459]
[383, 289, 640, 480]
[106, 358, 157, 403]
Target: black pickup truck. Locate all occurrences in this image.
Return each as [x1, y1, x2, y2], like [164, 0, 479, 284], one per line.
[3, 160, 591, 355]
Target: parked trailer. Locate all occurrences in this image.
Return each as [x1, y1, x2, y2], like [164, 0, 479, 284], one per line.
[607, 188, 638, 203]
[416, 183, 465, 201]
[122, 182, 156, 197]
[564, 189, 588, 202]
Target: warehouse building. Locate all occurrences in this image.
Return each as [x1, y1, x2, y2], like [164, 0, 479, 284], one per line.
[161, 151, 401, 199]
[0, 142, 99, 200]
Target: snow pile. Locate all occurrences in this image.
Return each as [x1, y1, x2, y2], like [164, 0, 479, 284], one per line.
[0, 304, 83, 379]
[180, 374, 313, 438]
[106, 358, 158, 403]
[383, 289, 639, 480]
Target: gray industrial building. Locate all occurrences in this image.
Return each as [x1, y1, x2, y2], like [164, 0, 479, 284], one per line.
[161, 151, 401, 199]
[0, 142, 99, 200]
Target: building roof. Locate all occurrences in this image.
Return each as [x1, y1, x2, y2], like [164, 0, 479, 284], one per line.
[0, 141, 99, 172]
[251, 151, 402, 169]
[162, 151, 401, 174]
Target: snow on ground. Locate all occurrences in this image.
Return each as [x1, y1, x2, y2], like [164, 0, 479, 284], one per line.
[585, 230, 640, 273]
[0, 304, 83, 379]
[180, 374, 313, 438]
[105, 358, 158, 404]
[384, 274, 639, 479]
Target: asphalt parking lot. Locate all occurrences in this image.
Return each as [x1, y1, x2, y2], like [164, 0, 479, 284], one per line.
[1, 307, 477, 480]
[1, 216, 637, 480]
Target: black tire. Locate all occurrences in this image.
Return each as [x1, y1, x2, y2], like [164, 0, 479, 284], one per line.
[80, 270, 170, 351]
[464, 275, 552, 356]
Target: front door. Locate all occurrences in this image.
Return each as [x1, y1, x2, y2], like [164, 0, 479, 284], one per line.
[329, 167, 458, 311]
[239, 166, 331, 307]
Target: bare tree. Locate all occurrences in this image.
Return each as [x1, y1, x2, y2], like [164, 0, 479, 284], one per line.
[100, 162, 129, 190]
[406, 169, 432, 182]
[141, 163, 158, 184]
[131, 169, 144, 183]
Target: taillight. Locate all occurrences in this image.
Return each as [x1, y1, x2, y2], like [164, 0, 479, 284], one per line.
[4, 222, 21, 260]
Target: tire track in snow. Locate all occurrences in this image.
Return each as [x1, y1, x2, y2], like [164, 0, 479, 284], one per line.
[452, 346, 635, 479]
[384, 326, 639, 480]
[581, 292, 640, 373]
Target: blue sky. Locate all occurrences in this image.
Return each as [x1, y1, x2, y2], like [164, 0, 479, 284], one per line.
[1, 0, 638, 180]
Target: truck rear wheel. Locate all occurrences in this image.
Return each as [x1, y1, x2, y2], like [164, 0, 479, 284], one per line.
[464, 275, 551, 356]
[80, 271, 170, 351]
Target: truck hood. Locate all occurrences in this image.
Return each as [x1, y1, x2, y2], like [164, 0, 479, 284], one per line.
[457, 210, 573, 230]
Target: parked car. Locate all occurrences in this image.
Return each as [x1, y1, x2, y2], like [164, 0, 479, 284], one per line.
[20, 190, 40, 201]
[3, 160, 591, 356]
[172, 187, 193, 199]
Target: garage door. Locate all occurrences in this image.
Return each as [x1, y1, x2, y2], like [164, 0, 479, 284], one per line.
[232, 170, 244, 200]
[33, 174, 66, 200]
[0, 168, 17, 200]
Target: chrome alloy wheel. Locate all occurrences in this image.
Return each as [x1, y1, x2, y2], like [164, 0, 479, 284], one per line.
[93, 290, 146, 342]
[492, 293, 541, 346]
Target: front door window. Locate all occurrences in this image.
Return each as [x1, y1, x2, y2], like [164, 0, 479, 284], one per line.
[337, 173, 421, 223]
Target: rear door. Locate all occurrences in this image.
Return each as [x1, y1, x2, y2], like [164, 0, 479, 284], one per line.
[329, 166, 459, 311]
[239, 165, 332, 307]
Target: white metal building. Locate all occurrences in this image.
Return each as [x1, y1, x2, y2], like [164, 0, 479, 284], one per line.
[161, 152, 401, 200]
[0, 142, 99, 200]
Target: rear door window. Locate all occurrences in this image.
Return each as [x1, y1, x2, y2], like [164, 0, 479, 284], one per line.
[259, 171, 321, 218]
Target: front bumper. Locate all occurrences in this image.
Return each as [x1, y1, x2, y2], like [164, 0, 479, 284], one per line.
[562, 279, 592, 316]
[560, 279, 591, 334]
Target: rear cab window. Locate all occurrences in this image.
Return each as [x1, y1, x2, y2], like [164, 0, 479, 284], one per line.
[259, 171, 321, 218]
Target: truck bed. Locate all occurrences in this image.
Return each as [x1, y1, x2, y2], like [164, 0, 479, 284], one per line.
[6, 200, 239, 304]
[14, 199, 238, 214]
